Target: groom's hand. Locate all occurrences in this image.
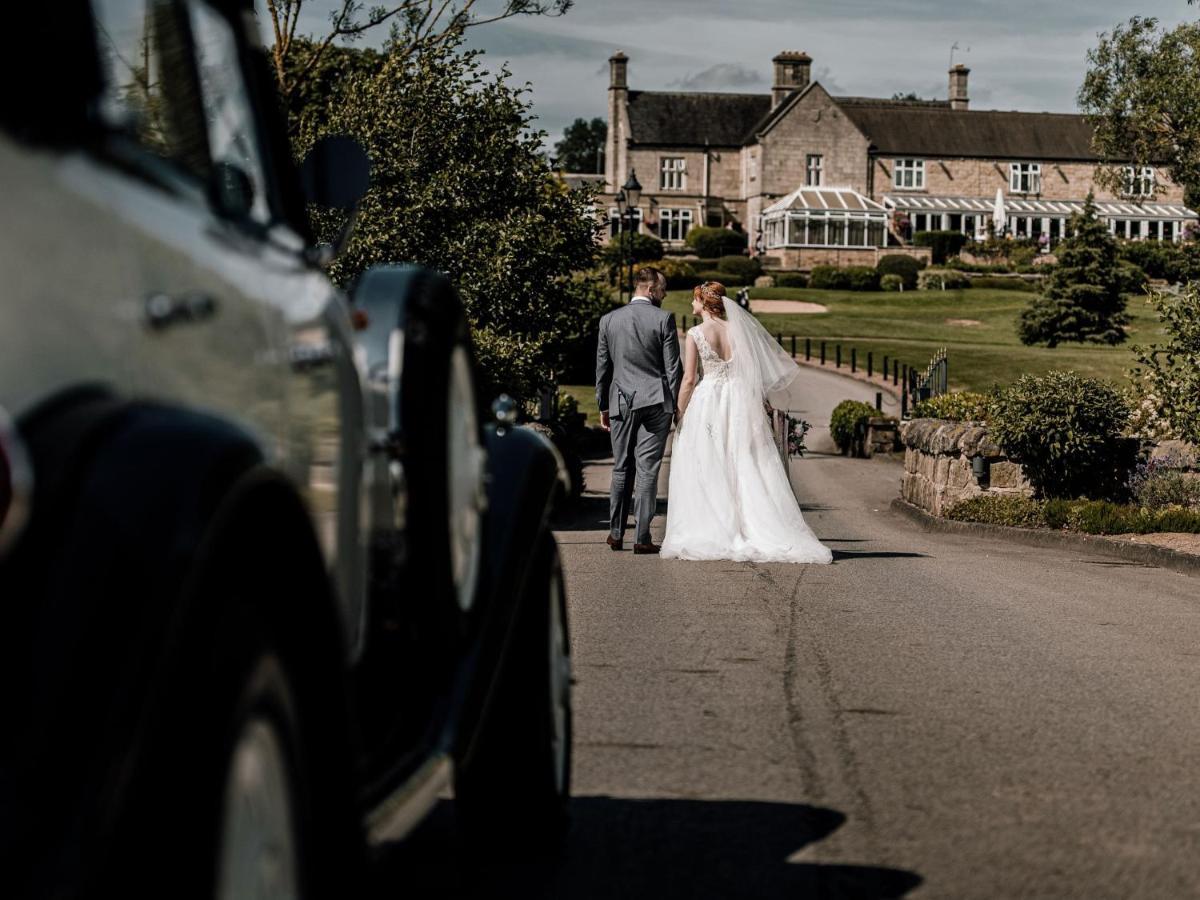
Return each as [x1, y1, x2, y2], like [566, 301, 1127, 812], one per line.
[601, 411, 611, 432]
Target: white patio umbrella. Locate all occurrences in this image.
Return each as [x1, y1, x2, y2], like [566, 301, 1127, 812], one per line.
[992, 188, 1006, 236]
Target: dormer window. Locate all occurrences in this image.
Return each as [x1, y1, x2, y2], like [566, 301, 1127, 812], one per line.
[1009, 162, 1041, 194]
[1123, 166, 1155, 197]
[893, 158, 925, 190]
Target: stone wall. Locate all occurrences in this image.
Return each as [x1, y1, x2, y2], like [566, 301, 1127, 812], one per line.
[769, 245, 932, 270]
[900, 418, 1033, 516]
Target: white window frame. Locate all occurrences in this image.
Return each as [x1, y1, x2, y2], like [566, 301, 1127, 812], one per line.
[893, 158, 925, 190]
[1123, 165, 1155, 198]
[659, 157, 686, 191]
[806, 154, 824, 187]
[607, 206, 642, 237]
[659, 207, 693, 242]
[1009, 162, 1041, 194]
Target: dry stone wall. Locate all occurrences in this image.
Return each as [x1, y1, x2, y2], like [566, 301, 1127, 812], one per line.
[900, 418, 1033, 516]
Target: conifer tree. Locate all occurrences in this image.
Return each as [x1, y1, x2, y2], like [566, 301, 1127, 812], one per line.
[1018, 193, 1130, 347]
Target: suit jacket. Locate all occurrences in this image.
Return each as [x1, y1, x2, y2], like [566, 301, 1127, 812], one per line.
[595, 298, 683, 418]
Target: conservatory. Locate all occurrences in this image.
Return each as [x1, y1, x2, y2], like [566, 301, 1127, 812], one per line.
[761, 186, 890, 250]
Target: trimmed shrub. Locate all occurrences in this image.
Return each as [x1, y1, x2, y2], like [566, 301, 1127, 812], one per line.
[918, 268, 971, 290]
[717, 255, 763, 281]
[969, 276, 1039, 292]
[876, 254, 923, 289]
[880, 274, 903, 292]
[945, 495, 1046, 528]
[1115, 260, 1148, 296]
[685, 226, 748, 258]
[775, 271, 808, 288]
[830, 399, 879, 454]
[600, 233, 664, 272]
[809, 265, 850, 290]
[696, 269, 743, 286]
[913, 230, 970, 264]
[911, 391, 991, 422]
[988, 371, 1134, 499]
[654, 257, 699, 290]
[845, 265, 880, 291]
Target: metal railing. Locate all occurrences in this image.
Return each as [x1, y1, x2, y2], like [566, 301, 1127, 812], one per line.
[901, 347, 948, 419]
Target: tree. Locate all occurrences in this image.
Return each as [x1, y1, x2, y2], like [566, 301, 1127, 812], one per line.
[296, 33, 607, 400]
[1132, 283, 1200, 443]
[264, 0, 572, 102]
[1079, 15, 1200, 206]
[1017, 194, 1130, 347]
[890, 91, 923, 101]
[553, 117, 605, 173]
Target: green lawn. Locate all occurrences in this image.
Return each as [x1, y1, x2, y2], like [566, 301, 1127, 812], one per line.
[662, 287, 1163, 393]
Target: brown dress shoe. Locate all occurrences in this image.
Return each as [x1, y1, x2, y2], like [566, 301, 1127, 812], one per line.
[606, 535, 623, 551]
[633, 542, 661, 555]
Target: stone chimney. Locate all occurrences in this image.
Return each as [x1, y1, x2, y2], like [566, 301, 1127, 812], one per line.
[949, 63, 970, 110]
[606, 52, 629, 190]
[772, 51, 812, 108]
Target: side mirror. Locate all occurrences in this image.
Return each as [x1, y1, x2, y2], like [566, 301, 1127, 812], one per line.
[209, 162, 254, 219]
[299, 135, 370, 210]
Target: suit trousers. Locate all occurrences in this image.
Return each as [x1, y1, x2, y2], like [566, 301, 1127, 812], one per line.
[609, 404, 672, 545]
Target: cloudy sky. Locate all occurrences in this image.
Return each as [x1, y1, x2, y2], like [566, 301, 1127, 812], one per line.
[282, 1, 1197, 148]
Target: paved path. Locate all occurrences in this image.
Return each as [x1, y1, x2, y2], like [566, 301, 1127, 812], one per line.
[381, 366, 1200, 899]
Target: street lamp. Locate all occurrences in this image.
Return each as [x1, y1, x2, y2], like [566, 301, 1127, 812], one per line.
[615, 189, 627, 301]
[622, 170, 642, 302]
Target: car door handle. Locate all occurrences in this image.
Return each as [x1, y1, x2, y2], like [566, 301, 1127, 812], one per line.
[144, 292, 219, 330]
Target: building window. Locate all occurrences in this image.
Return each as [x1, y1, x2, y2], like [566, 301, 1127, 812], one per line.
[1123, 166, 1155, 197]
[608, 206, 642, 238]
[1009, 162, 1041, 194]
[660, 157, 686, 191]
[660, 208, 693, 242]
[806, 154, 824, 187]
[893, 159, 925, 190]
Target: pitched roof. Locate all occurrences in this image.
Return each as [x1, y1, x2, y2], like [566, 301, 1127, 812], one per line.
[625, 90, 771, 147]
[834, 100, 1098, 161]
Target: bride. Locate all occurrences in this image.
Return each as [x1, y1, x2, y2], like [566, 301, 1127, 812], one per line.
[660, 281, 832, 564]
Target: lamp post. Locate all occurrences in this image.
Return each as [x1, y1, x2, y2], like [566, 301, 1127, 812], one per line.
[621, 169, 642, 302]
[614, 189, 628, 301]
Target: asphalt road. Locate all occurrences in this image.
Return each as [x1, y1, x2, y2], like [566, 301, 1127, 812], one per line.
[380, 367, 1200, 899]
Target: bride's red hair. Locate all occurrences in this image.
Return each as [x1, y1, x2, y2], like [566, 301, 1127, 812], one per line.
[694, 281, 727, 319]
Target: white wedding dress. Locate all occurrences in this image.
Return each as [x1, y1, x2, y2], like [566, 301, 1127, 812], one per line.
[660, 299, 832, 564]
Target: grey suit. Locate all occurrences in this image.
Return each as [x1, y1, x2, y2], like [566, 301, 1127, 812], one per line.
[595, 297, 683, 545]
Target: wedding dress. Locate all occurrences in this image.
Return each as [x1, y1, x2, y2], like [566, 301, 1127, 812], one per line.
[660, 297, 832, 564]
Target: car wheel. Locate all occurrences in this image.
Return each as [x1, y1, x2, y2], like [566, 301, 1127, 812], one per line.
[455, 533, 573, 844]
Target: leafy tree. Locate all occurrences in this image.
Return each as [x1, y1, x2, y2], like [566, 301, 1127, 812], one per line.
[296, 32, 607, 400]
[553, 117, 606, 173]
[890, 91, 923, 101]
[1079, 15, 1200, 206]
[1017, 194, 1130, 347]
[264, 0, 572, 102]
[1131, 283, 1200, 443]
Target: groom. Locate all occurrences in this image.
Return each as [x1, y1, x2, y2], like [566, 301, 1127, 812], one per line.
[595, 266, 682, 554]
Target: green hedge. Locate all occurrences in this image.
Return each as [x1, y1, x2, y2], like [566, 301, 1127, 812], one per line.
[774, 271, 808, 288]
[968, 276, 1038, 292]
[809, 265, 879, 291]
[881, 274, 903, 292]
[717, 255, 762, 281]
[685, 227, 748, 258]
[830, 399, 879, 453]
[911, 391, 991, 421]
[989, 371, 1134, 499]
[917, 269, 971, 290]
[913, 230, 970, 264]
[945, 495, 1200, 534]
[696, 270, 744, 287]
[876, 254, 924, 289]
[600, 232, 664, 269]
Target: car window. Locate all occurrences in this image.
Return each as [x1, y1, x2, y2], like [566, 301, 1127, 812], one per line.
[187, 1, 272, 224]
[91, 0, 211, 182]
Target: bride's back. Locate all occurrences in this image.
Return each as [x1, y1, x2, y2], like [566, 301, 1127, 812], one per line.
[698, 319, 732, 362]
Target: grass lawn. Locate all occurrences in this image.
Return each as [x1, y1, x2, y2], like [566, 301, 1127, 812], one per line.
[662, 287, 1164, 393]
[561, 383, 601, 425]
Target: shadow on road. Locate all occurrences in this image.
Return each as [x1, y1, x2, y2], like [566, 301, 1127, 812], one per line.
[831, 550, 928, 561]
[374, 796, 921, 899]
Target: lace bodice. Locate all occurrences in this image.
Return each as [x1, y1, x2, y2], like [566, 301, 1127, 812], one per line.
[689, 326, 732, 384]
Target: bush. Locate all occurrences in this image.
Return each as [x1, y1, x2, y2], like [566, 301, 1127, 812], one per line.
[830, 399, 879, 454]
[968, 276, 1039, 292]
[876, 254, 924, 289]
[1132, 283, 1200, 444]
[600, 232, 664, 270]
[911, 391, 992, 422]
[917, 269, 971, 290]
[1008, 244, 1037, 268]
[845, 265, 880, 291]
[775, 271, 808, 288]
[696, 269, 743, 286]
[685, 226, 748, 258]
[880, 274, 903, 292]
[913, 230, 970, 264]
[1115, 260, 1148, 295]
[717, 255, 763, 281]
[945, 495, 1046, 528]
[1118, 240, 1200, 284]
[809, 265, 849, 290]
[988, 371, 1134, 499]
[654, 257, 698, 290]
[1127, 455, 1200, 509]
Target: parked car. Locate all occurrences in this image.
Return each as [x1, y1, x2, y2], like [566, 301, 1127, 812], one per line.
[0, 1, 571, 896]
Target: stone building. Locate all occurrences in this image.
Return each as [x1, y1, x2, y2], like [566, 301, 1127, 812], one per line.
[600, 50, 1197, 268]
